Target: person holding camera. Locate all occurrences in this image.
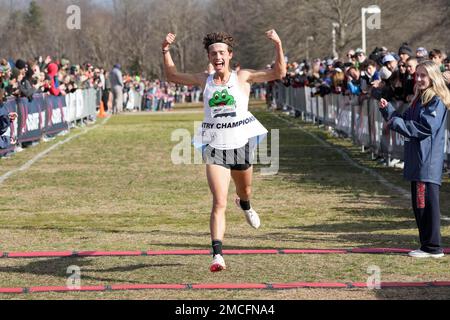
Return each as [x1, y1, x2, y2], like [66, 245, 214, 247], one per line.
[379, 60, 450, 258]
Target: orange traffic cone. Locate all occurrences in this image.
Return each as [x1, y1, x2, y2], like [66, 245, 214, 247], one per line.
[98, 101, 108, 118]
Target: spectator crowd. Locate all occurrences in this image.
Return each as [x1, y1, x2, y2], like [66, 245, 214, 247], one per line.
[0, 56, 210, 117]
[266, 43, 450, 108]
[0, 56, 108, 102]
[4, 42, 448, 116]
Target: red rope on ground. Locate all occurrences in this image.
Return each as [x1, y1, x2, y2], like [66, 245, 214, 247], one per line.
[1, 248, 449, 259]
[1, 281, 449, 294]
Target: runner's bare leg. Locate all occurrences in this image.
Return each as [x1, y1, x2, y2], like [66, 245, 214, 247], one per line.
[206, 164, 231, 241]
[231, 167, 253, 202]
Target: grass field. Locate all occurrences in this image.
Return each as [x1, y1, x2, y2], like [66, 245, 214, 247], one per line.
[0, 102, 449, 300]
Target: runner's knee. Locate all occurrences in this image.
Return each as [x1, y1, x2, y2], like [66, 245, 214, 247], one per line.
[238, 186, 252, 198]
[212, 198, 227, 211]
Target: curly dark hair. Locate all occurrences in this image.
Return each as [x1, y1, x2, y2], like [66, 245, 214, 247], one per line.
[203, 32, 235, 53]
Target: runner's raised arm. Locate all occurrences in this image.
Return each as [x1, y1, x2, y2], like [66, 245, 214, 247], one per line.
[240, 29, 287, 84]
[162, 33, 207, 86]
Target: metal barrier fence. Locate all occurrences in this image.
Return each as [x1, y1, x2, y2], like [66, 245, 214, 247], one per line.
[65, 88, 98, 124]
[1, 89, 98, 157]
[275, 83, 450, 168]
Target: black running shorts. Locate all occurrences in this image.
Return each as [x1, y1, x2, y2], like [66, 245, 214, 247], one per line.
[202, 143, 254, 171]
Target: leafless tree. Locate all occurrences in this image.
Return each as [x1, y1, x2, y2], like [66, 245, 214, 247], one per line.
[0, 0, 448, 77]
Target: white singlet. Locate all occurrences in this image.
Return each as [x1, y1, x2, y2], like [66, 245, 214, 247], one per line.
[193, 71, 268, 150]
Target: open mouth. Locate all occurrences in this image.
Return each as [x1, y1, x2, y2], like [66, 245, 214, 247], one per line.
[214, 61, 225, 68]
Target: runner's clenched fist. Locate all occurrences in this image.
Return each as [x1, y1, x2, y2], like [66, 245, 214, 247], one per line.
[266, 29, 281, 45]
[162, 33, 176, 51]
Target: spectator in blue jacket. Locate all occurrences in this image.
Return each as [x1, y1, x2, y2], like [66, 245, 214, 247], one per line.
[346, 67, 362, 95]
[379, 60, 450, 259]
[361, 59, 381, 84]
